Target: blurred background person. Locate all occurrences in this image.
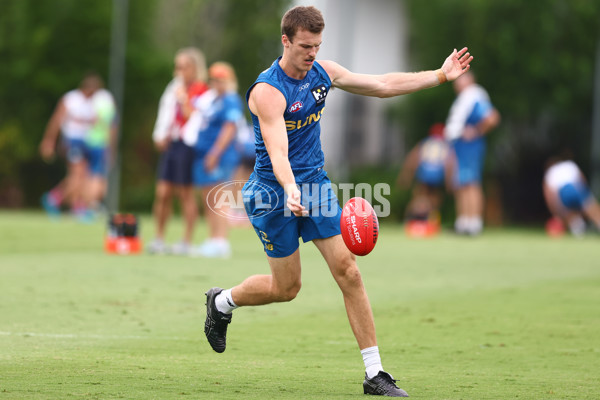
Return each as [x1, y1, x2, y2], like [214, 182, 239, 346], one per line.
[83, 86, 118, 218]
[39, 72, 104, 219]
[148, 47, 209, 255]
[228, 115, 256, 227]
[190, 62, 242, 258]
[543, 156, 600, 237]
[397, 123, 455, 236]
[444, 71, 500, 236]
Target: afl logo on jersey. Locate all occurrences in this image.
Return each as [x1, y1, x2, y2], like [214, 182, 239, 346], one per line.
[289, 101, 303, 113]
[311, 85, 328, 105]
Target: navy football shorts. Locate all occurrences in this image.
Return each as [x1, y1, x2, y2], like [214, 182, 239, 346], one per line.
[157, 140, 195, 185]
[243, 171, 342, 258]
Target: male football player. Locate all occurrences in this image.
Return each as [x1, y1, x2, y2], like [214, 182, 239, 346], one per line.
[204, 5, 472, 397]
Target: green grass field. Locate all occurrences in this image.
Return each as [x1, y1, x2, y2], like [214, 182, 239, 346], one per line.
[1, 211, 599, 399]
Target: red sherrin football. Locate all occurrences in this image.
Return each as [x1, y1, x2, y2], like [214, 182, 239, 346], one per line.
[340, 197, 379, 256]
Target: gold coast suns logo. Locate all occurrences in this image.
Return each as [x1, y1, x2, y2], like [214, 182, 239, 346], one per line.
[285, 108, 325, 131]
[284, 84, 328, 131]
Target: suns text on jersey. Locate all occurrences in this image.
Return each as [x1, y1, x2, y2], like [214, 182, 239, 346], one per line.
[285, 108, 325, 131]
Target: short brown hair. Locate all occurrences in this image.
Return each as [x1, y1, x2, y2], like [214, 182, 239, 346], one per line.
[281, 6, 325, 42]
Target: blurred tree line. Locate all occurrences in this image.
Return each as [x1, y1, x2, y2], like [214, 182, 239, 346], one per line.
[1, 0, 599, 225]
[0, 0, 289, 210]
[396, 0, 600, 223]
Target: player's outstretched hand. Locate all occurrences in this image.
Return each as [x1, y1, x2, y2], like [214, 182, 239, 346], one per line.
[441, 47, 473, 81]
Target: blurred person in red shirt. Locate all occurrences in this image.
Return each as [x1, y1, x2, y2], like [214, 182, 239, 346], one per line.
[148, 48, 209, 255]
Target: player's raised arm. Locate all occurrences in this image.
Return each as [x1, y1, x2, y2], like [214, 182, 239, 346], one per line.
[320, 47, 473, 98]
[248, 82, 306, 217]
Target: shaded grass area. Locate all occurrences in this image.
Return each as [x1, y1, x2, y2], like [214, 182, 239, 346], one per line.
[0, 211, 599, 399]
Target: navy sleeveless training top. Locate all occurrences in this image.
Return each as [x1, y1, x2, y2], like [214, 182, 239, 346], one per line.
[246, 57, 331, 183]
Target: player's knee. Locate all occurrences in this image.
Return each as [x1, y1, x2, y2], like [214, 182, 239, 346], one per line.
[344, 265, 363, 287]
[334, 257, 363, 288]
[155, 184, 171, 201]
[273, 280, 301, 302]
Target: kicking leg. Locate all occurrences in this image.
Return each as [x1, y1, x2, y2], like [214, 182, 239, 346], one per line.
[231, 249, 302, 306]
[313, 235, 375, 349]
[204, 249, 302, 353]
[313, 235, 408, 397]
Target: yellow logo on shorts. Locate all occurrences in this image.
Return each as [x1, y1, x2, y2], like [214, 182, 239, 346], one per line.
[260, 231, 274, 251]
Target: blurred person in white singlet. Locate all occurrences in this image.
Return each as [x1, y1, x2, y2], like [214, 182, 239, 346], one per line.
[39, 73, 106, 219]
[543, 157, 600, 236]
